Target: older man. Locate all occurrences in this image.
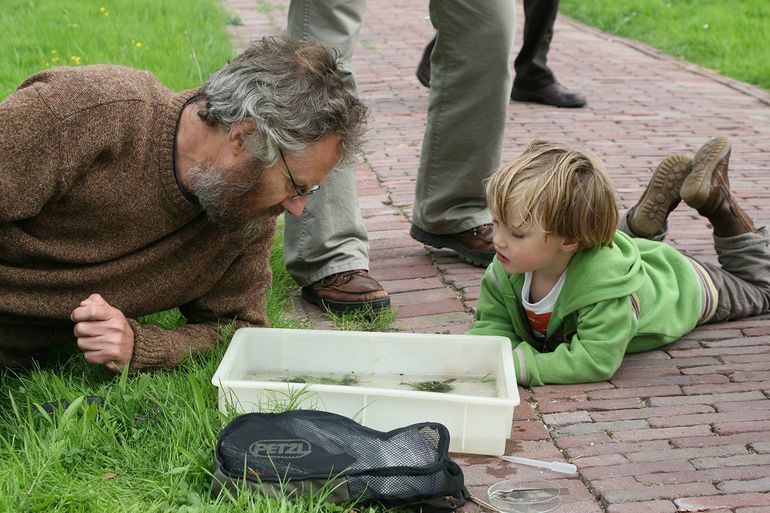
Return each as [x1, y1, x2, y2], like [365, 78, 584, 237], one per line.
[0, 35, 367, 372]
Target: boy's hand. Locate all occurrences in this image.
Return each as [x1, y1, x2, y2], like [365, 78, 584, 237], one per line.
[71, 294, 134, 372]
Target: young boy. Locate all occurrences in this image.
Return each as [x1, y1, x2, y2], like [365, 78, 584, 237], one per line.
[469, 137, 769, 386]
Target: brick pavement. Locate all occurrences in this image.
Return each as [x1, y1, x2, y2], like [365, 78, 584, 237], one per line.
[221, 1, 770, 510]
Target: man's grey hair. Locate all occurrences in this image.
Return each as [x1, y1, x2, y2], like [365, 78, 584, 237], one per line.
[197, 34, 368, 167]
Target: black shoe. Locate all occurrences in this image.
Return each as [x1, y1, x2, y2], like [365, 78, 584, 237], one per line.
[511, 82, 586, 108]
[416, 37, 435, 88]
[410, 224, 495, 267]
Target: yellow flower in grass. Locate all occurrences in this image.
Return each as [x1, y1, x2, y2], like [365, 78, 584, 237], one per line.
[99, 6, 109, 16]
[51, 49, 58, 55]
[135, 41, 142, 49]
[51, 57, 60, 63]
[70, 55, 82, 65]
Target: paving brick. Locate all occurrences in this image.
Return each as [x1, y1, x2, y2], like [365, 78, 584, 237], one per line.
[692, 454, 770, 469]
[542, 410, 593, 426]
[648, 391, 765, 406]
[591, 404, 713, 423]
[627, 444, 749, 463]
[572, 453, 629, 468]
[716, 420, 770, 436]
[593, 475, 719, 503]
[580, 459, 694, 481]
[378, 277, 445, 294]
[713, 399, 770, 412]
[564, 440, 671, 459]
[537, 397, 645, 414]
[637, 466, 770, 486]
[508, 419, 551, 441]
[607, 500, 677, 513]
[531, 382, 616, 400]
[391, 312, 471, 332]
[649, 409, 770, 428]
[673, 431, 770, 448]
[553, 419, 649, 437]
[682, 381, 770, 395]
[612, 425, 714, 443]
[675, 492, 770, 511]
[610, 373, 730, 387]
[390, 287, 459, 306]
[586, 385, 682, 400]
[667, 345, 770, 358]
[682, 361, 770, 375]
[392, 299, 465, 318]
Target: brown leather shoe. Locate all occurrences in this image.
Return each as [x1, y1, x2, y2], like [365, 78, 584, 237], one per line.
[410, 223, 495, 267]
[681, 136, 755, 237]
[510, 82, 586, 108]
[302, 270, 390, 314]
[625, 153, 692, 238]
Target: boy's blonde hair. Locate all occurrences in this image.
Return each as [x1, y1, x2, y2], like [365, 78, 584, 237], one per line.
[486, 140, 618, 249]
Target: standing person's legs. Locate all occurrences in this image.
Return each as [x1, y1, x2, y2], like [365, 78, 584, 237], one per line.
[510, 0, 586, 108]
[286, 0, 389, 313]
[410, 0, 515, 267]
[513, 0, 558, 90]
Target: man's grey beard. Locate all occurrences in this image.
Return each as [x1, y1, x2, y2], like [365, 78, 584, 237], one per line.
[186, 162, 284, 239]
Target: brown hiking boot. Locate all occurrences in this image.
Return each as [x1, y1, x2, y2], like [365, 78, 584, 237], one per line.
[680, 136, 755, 237]
[625, 153, 693, 238]
[302, 270, 390, 314]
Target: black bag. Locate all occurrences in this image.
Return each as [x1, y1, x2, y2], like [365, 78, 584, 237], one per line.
[212, 410, 469, 512]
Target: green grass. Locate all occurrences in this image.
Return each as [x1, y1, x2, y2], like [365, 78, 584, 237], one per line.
[0, 223, 352, 512]
[0, 0, 395, 508]
[0, 0, 236, 97]
[560, 0, 770, 91]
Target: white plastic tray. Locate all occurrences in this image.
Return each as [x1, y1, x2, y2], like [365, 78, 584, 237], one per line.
[211, 328, 519, 455]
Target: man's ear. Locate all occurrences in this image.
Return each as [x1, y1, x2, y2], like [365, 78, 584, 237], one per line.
[228, 118, 257, 156]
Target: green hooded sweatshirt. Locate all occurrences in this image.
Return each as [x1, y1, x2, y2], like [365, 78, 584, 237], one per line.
[468, 231, 705, 386]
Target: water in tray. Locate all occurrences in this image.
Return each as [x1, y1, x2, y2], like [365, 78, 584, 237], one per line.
[245, 371, 500, 398]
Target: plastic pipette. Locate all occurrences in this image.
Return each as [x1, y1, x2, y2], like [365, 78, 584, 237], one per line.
[499, 455, 577, 474]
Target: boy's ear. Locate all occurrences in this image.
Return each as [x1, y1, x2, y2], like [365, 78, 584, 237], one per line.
[561, 238, 581, 253]
[228, 118, 257, 155]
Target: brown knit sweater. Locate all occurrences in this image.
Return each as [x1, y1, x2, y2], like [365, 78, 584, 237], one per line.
[0, 65, 274, 370]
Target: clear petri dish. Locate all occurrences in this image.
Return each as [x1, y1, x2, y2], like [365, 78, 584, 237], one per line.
[487, 479, 562, 513]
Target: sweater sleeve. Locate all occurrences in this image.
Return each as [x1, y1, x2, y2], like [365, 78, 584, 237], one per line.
[0, 77, 69, 221]
[128, 220, 276, 371]
[468, 265, 537, 384]
[467, 266, 522, 342]
[515, 297, 638, 386]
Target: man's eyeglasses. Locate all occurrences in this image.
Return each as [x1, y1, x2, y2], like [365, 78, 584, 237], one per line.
[278, 148, 321, 198]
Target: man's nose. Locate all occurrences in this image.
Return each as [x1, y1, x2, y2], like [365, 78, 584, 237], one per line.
[281, 196, 309, 217]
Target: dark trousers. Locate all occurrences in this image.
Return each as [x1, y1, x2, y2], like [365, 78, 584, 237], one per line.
[513, 0, 559, 89]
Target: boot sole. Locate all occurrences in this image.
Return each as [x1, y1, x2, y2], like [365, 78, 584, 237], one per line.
[301, 287, 391, 314]
[630, 154, 692, 237]
[680, 136, 732, 210]
[510, 88, 587, 108]
[410, 224, 494, 267]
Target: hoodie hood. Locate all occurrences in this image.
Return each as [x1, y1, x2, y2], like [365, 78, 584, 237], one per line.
[558, 231, 644, 313]
[490, 231, 644, 316]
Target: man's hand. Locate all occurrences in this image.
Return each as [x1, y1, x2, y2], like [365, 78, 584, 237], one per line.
[71, 294, 135, 372]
